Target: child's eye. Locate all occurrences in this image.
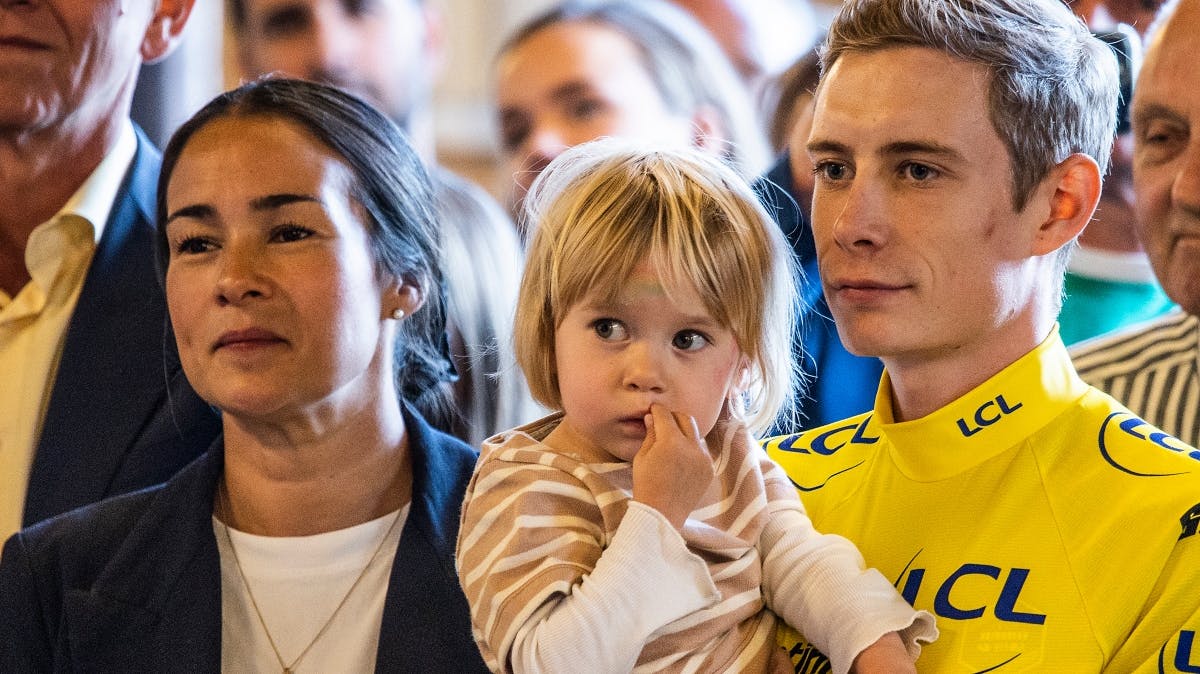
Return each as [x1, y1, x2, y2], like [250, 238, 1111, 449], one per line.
[672, 330, 710, 351]
[592, 318, 627, 341]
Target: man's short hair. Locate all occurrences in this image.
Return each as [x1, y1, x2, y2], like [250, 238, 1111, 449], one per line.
[822, 0, 1119, 212]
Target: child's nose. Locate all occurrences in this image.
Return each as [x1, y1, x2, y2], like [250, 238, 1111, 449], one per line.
[621, 342, 666, 393]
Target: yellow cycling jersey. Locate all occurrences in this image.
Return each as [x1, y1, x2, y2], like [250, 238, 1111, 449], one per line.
[765, 333, 1200, 672]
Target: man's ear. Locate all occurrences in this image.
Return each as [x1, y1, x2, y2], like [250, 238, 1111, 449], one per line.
[141, 0, 197, 64]
[1031, 153, 1103, 256]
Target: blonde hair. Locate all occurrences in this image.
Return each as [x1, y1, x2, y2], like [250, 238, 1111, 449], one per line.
[514, 140, 799, 436]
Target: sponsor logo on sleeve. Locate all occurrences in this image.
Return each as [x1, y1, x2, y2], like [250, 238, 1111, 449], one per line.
[1099, 412, 1197, 476]
[1159, 631, 1200, 672]
[1180, 504, 1200, 541]
[774, 417, 875, 492]
[775, 415, 879, 456]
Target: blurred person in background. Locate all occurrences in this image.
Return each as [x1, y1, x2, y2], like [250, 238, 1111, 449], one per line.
[768, 45, 824, 156]
[493, 0, 771, 225]
[1057, 0, 1176, 344]
[228, 0, 539, 446]
[1072, 0, 1200, 448]
[755, 41, 885, 429]
[1073, 0, 1166, 32]
[668, 0, 821, 143]
[0, 0, 220, 543]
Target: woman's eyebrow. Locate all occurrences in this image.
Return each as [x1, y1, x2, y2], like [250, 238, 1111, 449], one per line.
[166, 193, 323, 225]
[249, 193, 323, 211]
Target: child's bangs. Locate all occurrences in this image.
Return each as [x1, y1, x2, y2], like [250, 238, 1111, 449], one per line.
[546, 165, 666, 316]
[556, 236, 647, 313]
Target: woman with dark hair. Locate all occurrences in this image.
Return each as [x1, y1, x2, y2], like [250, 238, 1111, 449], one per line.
[0, 78, 488, 673]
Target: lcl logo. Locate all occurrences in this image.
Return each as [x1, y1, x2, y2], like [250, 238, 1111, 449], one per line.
[957, 395, 1023, 437]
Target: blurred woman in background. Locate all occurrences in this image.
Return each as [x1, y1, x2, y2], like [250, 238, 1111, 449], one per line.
[493, 0, 771, 225]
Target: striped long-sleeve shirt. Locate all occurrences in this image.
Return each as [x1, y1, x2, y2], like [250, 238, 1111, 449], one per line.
[456, 414, 935, 674]
[1071, 311, 1199, 447]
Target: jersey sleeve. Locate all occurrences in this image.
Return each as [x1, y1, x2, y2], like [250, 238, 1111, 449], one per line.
[756, 453, 936, 674]
[1103, 505, 1200, 673]
[456, 453, 719, 673]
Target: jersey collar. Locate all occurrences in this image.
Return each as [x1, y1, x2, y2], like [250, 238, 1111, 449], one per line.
[871, 328, 1090, 481]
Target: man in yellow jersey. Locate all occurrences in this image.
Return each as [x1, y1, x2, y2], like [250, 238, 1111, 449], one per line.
[765, 0, 1200, 670]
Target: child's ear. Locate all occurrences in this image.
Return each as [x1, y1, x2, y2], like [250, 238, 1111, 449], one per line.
[731, 357, 753, 396]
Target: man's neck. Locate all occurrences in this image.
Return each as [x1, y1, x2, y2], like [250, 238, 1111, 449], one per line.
[0, 118, 120, 296]
[884, 314, 1054, 423]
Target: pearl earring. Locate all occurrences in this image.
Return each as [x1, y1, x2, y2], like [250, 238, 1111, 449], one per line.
[392, 308, 405, 320]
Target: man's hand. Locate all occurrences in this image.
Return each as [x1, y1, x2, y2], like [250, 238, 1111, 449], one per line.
[631, 403, 715, 530]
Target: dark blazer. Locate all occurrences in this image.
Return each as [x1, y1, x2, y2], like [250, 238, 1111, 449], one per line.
[755, 155, 884, 430]
[0, 405, 489, 674]
[23, 126, 220, 527]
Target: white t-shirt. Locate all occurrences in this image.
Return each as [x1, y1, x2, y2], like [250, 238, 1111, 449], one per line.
[215, 505, 409, 673]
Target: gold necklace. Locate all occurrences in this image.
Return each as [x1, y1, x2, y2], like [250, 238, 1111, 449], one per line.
[218, 486, 404, 674]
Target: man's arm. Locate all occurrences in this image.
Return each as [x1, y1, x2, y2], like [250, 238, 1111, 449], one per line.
[1104, 528, 1200, 672]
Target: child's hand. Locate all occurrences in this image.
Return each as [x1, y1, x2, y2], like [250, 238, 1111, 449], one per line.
[850, 632, 916, 673]
[631, 403, 715, 530]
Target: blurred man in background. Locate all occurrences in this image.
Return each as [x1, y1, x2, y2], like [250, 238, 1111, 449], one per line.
[1058, 0, 1176, 344]
[0, 0, 220, 542]
[1072, 0, 1200, 448]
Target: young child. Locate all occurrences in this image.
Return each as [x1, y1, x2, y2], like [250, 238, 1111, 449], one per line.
[456, 140, 936, 673]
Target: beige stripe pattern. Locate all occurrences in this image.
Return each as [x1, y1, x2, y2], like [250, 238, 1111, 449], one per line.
[457, 414, 799, 673]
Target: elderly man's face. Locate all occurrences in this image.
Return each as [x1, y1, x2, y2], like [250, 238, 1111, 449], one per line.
[0, 0, 163, 133]
[1132, 2, 1200, 315]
